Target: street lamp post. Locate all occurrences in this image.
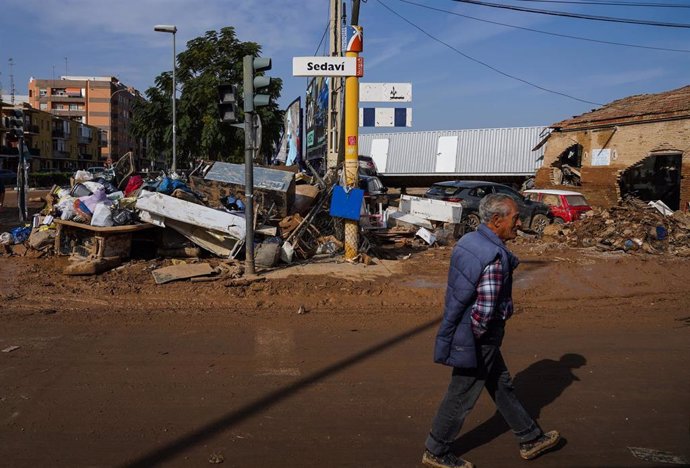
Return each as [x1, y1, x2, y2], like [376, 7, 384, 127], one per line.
[154, 24, 177, 173]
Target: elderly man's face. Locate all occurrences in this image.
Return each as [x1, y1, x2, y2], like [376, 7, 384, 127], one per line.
[488, 199, 521, 241]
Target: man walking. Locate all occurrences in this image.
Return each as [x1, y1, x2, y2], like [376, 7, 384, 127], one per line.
[423, 194, 560, 468]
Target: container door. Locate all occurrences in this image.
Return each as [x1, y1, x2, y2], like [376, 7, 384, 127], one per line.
[435, 136, 457, 173]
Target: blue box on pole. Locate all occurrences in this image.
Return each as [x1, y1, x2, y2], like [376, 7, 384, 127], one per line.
[330, 186, 364, 221]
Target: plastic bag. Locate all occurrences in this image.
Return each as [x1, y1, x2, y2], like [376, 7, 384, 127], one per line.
[0, 232, 12, 245]
[91, 202, 114, 227]
[83, 181, 105, 194]
[112, 209, 134, 226]
[59, 202, 76, 220]
[106, 191, 125, 201]
[70, 183, 92, 198]
[79, 188, 108, 213]
[222, 196, 245, 212]
[124, 175, 144, 197]
[74, 170, 93, 183]
[9, 226, 31, 244]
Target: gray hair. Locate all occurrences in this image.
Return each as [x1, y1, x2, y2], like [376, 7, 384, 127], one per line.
[479, 193, 515, 223]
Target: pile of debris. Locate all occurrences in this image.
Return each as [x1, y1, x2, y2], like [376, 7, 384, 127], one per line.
[542, 197, 690, 255]
[2, 159, 340, 271]
[2, 159, 471, 278]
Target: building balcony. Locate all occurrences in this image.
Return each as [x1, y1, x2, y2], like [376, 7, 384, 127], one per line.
[52, 129, 66, 138]
[78, 136, 93, 144]
[47, 95, 85, 102]
[52, 150, 70, 159]
[53, 109, 85, 117]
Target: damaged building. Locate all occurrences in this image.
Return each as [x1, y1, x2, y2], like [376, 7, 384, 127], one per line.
[534, 85, 690, 211]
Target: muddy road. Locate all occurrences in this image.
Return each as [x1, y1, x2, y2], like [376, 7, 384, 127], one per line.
[1, 237, 689, 468]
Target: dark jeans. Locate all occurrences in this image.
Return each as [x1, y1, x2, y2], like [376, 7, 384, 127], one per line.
[425, 324, 541, 456]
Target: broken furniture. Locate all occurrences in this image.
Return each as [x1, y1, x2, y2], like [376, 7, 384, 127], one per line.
[395, 195, 464, 236]
[55, 219, 155, 259]
[190, 161, 296, 218]
[398, 195, 463, 224]
[136, 191, 246, 258]
[54, 219, 155, 274]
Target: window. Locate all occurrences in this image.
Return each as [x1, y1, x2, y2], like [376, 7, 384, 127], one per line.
[471, 186, 490, 198]
[566, 195, 588, 207]
[526, 193, 539, 202]
[493, 185, 521, 201]
[542, 194, 561, 207]
[39, 103, 48, 110]
[39, 89, 47, 97]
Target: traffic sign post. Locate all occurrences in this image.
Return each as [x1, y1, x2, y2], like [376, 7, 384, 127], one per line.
[343, 25, 363, 261]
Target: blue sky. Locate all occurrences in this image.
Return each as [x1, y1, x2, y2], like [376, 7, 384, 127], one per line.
[1, 0, 689, 132]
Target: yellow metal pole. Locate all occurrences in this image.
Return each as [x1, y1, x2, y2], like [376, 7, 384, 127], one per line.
[344, 25, 363, 260]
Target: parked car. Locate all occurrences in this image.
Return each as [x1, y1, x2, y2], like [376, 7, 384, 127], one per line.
[358, 155, 379, 176]
[358, 174, 387, 197]
[424, 180, 552, 232]
[87, 166, 106, 177]
[523, 189, 592, 224]
[0, 169, 17, 185]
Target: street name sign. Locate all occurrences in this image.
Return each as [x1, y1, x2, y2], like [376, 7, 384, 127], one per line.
[293, 57, 362, 77]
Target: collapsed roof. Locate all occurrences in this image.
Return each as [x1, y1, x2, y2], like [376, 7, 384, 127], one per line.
[551, 85, 690, 131]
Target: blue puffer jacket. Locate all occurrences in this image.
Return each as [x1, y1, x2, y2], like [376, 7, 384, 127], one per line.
[433, 224, 519, 368]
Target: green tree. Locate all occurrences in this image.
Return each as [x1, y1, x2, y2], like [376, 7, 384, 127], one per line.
[131, 26, 283, 169]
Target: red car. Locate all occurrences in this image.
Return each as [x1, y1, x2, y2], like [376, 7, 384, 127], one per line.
[523, 189, 592, 223]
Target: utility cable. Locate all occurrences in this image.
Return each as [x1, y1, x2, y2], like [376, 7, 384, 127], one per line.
[376, 0, 607, 107]
[451, 0, 690, 28]
[314, 19, 330, 56]
[398, 0, 690, 52]
[514, 0, 690, 8]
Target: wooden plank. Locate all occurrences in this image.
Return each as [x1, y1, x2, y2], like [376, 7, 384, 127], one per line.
[151, 263, 215, 285]
[54, 219, 154, 233]
[63, 256, 122, 275]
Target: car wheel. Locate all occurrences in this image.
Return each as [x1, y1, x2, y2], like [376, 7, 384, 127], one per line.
[553, 217, 565, 225]
[530, 213, 549, 233]
[464, 213, 480, 232]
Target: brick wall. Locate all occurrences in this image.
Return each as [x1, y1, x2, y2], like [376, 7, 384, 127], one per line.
[537, 119, 690, 209]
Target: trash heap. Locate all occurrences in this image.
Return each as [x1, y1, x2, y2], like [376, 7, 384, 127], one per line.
[3, 158, 461, 278]
[542, 197, 690, 255]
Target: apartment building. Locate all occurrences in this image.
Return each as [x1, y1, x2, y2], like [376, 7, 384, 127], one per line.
[0, 102, 101, 172]
[27, 75, 143, 165]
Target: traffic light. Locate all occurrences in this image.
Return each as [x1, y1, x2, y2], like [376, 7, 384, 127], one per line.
[217, 83, 238, 122]
[243, 55, 273, 113]
[8, 109, 24, 141]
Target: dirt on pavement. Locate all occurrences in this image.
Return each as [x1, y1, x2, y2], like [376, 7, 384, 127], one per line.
[0, 199, 689, 467]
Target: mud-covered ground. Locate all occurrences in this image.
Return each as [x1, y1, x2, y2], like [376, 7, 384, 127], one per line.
[0, 194, 689, 467]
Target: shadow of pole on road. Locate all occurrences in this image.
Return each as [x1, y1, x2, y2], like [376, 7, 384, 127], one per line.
[451, 353, 587, 454]
[121, 317, 442, 468]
